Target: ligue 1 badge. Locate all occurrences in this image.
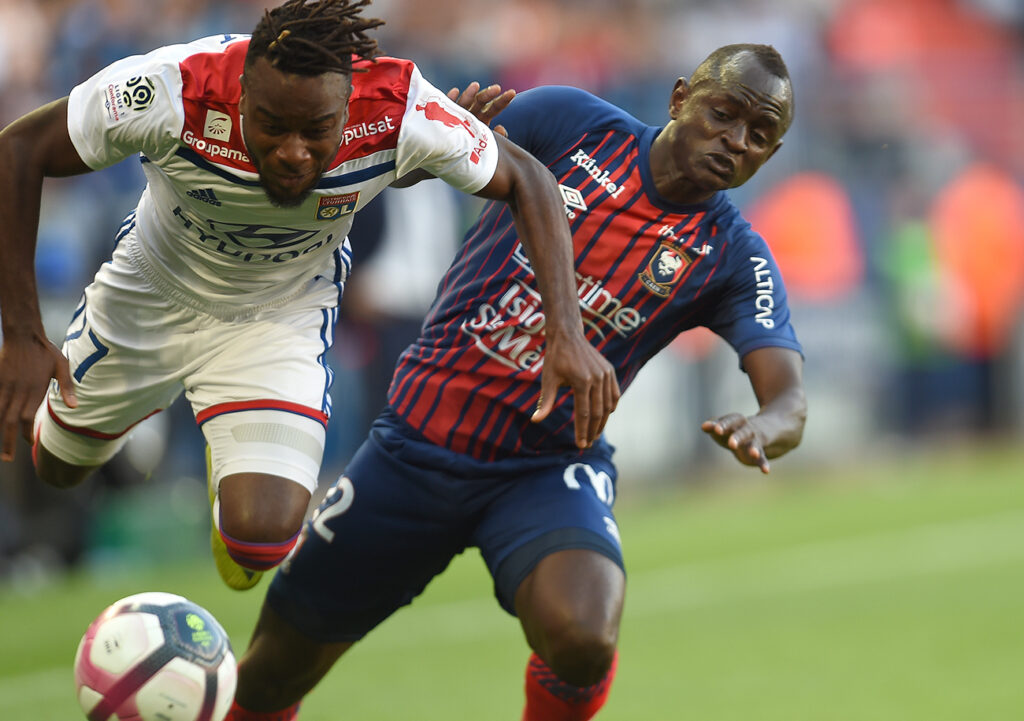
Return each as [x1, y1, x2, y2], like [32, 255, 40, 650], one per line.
[316, 192, 360, 221]
[638, 242, 691, 297]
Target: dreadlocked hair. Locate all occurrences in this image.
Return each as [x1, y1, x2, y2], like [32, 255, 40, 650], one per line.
[246, 0, 383, 76]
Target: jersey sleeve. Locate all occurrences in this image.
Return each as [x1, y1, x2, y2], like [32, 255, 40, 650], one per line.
[707, 232, 804, 362]
[393, 65, 498, 193]
[66, 47, 187, 170]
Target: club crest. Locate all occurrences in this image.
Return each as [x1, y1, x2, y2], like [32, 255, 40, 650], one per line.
[316, 192, 360, 220]
[638, 242, 692, 297]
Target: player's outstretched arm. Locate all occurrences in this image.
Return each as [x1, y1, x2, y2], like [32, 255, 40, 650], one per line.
[0, 98, 92, 460]
[390, 82, 515, 189]
[476, 134, 620, 448]
[701, 347, 806, 473]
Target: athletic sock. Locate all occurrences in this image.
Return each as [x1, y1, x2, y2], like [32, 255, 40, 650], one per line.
[218, 525, 300, 571]
[521, 651, 618, 721]
[223, 699, 300, 721]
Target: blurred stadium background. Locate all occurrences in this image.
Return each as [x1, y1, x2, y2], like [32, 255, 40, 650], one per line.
[1, 0, 1023, 719]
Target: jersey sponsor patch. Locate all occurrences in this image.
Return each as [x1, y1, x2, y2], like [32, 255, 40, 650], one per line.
[414, 96, 488, 165]
[316, 192, 359, 220]
[203, 109, 232, 139]
[102, 76, 157, 122]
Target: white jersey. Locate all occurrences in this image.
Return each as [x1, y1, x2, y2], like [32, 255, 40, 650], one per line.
[66, 34, 498, 314]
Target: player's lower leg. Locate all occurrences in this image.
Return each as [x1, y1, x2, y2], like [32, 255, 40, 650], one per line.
[522, 650, 619, 721]
[32, 403, 101, 488]
[208, 445, 266, 590]
[207, 447, 310, 590]
[230, 602, 354, 721]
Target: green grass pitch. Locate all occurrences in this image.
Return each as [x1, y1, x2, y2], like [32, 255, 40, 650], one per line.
[1, 442, 1022, 720]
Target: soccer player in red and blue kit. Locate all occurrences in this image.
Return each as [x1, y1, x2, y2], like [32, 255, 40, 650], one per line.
[226, 44, 807, 721]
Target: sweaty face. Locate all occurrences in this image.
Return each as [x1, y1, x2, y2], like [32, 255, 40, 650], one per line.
[655, 53, 791, 204]
[239, 57, 351, 208]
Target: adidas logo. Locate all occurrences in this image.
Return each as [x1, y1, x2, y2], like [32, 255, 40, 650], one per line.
[187, 188, 222, 206]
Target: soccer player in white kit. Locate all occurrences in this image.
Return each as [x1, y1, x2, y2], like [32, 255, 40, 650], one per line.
[0, 0, 618, 590]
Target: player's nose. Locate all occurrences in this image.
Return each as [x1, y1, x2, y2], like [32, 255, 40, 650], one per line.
[274, 133, 313, 168]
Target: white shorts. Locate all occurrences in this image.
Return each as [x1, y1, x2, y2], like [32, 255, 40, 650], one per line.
[38, 229, 343, 493]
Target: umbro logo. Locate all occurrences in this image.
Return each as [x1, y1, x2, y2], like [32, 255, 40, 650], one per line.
[187, 188, 222, 206]
[559, 184, 587, 219]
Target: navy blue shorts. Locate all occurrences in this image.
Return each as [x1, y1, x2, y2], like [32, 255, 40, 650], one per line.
[266, 408, 624, 642]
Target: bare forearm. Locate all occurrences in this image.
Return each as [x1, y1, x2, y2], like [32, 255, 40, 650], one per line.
[0, 98, 90, 338]
[0, 128, 46, 338]
[506, 161, 582, 338]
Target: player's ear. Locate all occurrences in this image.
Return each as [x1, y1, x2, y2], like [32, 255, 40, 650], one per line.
[668, 77, 689, 120]
[765, 138, 784, 162]
[238, 74, 248, 112]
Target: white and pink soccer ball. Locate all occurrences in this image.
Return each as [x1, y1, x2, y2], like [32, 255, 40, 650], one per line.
[73, 592, 237, 721]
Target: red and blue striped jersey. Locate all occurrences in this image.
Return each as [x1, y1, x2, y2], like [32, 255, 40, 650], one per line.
[389, 86, 802, 461]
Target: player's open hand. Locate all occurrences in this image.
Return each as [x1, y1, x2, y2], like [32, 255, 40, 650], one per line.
[532, 330, 619, 449]
[447, 82, 515, 138]
[701, 412, 771, 473]
[0, 333, 76, 461]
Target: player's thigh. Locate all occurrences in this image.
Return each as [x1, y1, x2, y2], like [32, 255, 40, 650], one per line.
[201, 409, 325, 498]
[474, 451, 625, 617]
[514, 548, 625, 653]
[186, 294, 339, 493]
[265, 430, 472, 643]
[39, 282, 187, 469]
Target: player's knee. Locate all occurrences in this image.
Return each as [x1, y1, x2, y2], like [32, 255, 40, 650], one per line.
[34, 448, 95, 489]
[220, 509, 303, 545]
[218, 474, 310, 543]
[543, 618, 618, 687]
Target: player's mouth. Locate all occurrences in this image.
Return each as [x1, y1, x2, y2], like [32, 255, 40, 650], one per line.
[270, 170, 315, 193]
[260, 169, 317, 207]
[704, 152, 736, 181]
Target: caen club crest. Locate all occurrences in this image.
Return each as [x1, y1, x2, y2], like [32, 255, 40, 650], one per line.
[638, 242, 692, 297]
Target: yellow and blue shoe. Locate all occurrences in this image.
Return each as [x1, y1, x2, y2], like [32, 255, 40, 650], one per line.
[207, 445, 263, 591]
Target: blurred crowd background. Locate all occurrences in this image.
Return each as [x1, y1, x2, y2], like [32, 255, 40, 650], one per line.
[1, 0, 1022, 584]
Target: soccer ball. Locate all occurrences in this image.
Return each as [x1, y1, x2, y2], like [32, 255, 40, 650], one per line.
[73, 592, 237, 721]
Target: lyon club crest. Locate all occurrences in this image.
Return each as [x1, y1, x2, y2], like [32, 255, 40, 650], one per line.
[638, 242, 692, 297]
[316, 192, 360, 220]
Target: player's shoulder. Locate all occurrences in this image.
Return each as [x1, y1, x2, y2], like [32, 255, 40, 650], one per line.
[716, 199, 765, 247]
[712, 197, 781, 272]
[175, 35, 250, 103]
[730, 204, 765, 245]
[128, 34, 249, 73]
[511, 86, 637, 126]
[502, 85, 645, 151]
[350, 55, 416, 102]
